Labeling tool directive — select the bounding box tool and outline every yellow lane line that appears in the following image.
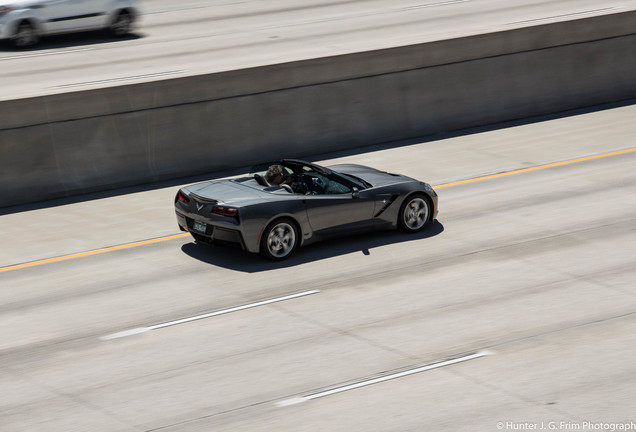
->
[0,233,190,273]
[1,146,634,273]
[435,147,636,188]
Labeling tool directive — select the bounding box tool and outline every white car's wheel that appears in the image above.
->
[109,11,133,37]
[12,21,39,48]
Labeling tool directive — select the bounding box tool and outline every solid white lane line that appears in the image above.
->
[405,0,469,10]
[505,7,619,26]
[0,48,93,61]
[277,351,490,406]
[54,70,186,88]
[100,290,320,340]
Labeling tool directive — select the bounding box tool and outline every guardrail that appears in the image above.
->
[2,10,635,207]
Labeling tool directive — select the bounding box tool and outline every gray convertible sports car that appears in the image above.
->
[174,159,438,260]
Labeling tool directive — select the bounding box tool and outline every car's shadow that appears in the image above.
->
[181,220,444,273]
[0,31,142,52]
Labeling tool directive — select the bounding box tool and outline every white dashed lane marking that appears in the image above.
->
[100,290,320,340]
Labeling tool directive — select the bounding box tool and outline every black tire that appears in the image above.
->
[398,194,432,233]
[11,21,39,48]
[260,218,299,261]
[109,11,133,37]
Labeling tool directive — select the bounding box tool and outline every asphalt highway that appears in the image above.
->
[1,101,635,431]
[2,0,636,100]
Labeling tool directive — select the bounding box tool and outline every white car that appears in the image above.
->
[0,0,138,47]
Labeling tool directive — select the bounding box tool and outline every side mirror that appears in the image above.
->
[352,187,360,199]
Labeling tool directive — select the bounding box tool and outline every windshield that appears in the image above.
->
[337,172,371,189]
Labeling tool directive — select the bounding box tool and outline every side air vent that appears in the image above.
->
[374,194,399,217]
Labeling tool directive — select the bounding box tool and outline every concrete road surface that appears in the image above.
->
[1,101,636,431]
[2,0,636,100]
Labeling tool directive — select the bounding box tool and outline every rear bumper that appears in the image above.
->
[176,210,247,250]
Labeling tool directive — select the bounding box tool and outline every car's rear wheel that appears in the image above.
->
[260,218,298,261]
[398,194,431,233]
[109,11,133,37]
[12,21,39,48]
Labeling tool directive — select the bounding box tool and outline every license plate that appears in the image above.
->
[192,221,207,232]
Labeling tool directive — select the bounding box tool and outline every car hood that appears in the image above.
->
[184,180,263,204]
[327,163,412,186]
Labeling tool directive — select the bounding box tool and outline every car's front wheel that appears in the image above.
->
[11,21,39,48]
[260,219,298,261]
[398,194,431,233]
[109,11,133,37]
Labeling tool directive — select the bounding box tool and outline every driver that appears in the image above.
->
[265,164,298,189]
[264,165,286,186]
[265,164,312,194]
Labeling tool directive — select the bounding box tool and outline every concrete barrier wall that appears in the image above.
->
[2,11,636,207]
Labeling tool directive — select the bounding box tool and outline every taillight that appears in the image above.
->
[177,191,190,204]
[0,6,16,16]
[212,206,238,217]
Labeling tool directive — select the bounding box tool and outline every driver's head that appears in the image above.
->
[265,165,284,185]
